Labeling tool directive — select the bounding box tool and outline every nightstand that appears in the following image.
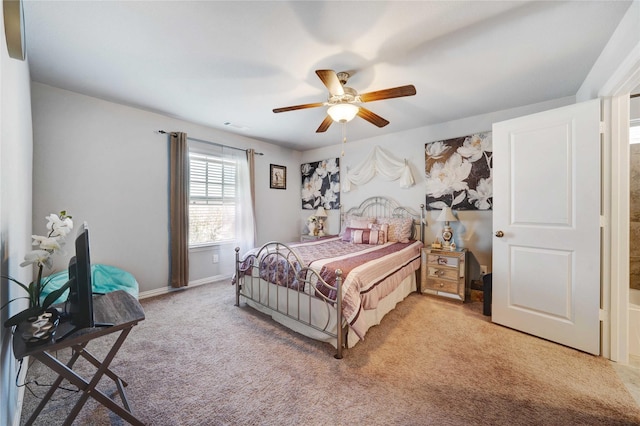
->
[421,247,469,302]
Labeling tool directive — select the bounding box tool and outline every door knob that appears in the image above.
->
[495,230,504,238]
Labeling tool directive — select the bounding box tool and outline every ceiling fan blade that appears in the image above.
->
[315,69,344,96]
[359,85,416,103]
[357,107,390,128]
[273,102,325,113]
[316,116,333,133]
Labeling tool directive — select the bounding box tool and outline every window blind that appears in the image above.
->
[188,151,237,245]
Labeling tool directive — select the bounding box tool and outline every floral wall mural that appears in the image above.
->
[301,158,340,210]
[425,132,492,210]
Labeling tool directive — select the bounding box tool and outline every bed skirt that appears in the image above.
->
[243,272,417,349]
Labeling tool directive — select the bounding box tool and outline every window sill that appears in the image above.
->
[189,241,235,251]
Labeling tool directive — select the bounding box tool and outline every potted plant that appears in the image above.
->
[2,211,75,328]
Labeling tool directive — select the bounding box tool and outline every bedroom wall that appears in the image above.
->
[30,83,302,296]
[300,96,576,277]
[0,13,33,426]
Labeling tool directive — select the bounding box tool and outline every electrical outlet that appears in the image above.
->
[212,254,219,263]
[480,265,488,276]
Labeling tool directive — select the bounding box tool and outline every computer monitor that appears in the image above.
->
[67,222,94,329]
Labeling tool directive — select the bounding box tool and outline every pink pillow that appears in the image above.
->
[351,228,386,245]
[340,215,375,237]
[341,227,368,242]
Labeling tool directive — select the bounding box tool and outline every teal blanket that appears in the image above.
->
[41,264,139,305]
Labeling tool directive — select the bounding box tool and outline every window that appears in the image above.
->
[189,149,237,246]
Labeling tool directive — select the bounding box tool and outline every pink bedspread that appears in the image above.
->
[241,237,423,339]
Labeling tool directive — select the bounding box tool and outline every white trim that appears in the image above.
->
[608,94,632,363]
[601,98,612,359]
[599,39,640,97]
[12,357,29,426]
[596,1,640,364]
[138,275,232,300]
[188,275,230,287]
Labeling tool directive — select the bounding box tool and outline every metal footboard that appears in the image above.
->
[234,243,346,359]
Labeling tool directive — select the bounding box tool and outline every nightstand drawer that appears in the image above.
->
[423,278,459,294]
[427,254,459,268]
[427,267,459,280]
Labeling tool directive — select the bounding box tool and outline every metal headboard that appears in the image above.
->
[341,196,425,242]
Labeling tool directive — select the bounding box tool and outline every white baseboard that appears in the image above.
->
[138,275,232,300]
[13,356,29,426]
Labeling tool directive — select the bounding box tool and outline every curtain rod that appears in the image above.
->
[158,130,264,155]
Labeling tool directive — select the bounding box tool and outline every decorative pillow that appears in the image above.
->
[368,223,389,244]
[376,217,413,243]
[351,228,386,245]
[341,227,369,242]
[340,215,375,237]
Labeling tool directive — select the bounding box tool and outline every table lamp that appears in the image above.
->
[315,206,328,236]
[436,207,458,250]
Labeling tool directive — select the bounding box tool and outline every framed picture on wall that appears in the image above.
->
[425,132,493,210]
[270,164,287,189]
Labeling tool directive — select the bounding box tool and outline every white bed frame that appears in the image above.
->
[234,197,424,359]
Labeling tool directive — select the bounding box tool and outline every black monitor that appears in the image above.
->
[57,222,110,340]
[67,222,94,329]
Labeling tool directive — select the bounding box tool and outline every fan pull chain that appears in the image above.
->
[341,122,347,157]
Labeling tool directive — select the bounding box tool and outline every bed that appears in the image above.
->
[234,197,424,358]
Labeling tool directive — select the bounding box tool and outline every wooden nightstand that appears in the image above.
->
[421,247,469,302]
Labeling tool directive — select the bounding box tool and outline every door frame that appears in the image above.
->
[601,42,640,363]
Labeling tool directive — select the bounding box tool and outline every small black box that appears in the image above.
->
[483,273,492,316]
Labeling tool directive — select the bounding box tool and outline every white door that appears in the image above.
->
[492,99,601,355]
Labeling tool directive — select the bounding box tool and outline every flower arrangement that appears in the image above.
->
[2,211,75,328]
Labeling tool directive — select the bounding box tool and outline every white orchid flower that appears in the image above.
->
[31,235,62,252]
[46,213,74,237]
[457,133,492,162]
[323,189,338,206]
[20,249,52,268]
[426,141,450,159]
[315,162,330,178]
[301,163,313,177]
[425,153,472,198]
[301,174,324,202]
[324,158,339,176]
[468,177,493,210]
[301,178,315,202]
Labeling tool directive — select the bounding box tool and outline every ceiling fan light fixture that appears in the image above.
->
[327,103,359,123]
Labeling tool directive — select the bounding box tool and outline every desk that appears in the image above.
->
[13,290,145,426]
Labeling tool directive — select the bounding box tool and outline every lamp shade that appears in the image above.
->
[315,206,328,218]
[436,207,457,222]
[327,103,359,123]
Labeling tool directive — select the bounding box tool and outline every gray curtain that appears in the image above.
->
[169,132,189,288]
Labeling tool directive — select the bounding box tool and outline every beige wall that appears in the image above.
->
[31,83,302,296]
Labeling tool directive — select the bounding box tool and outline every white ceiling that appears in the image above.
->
[22,1,632,151]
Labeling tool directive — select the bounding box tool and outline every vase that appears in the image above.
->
[307,222,316,235]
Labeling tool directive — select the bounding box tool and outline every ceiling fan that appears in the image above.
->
[273,69,416,133]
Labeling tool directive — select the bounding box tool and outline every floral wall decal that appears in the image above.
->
[301,158,340,210]
[425,132,492,210]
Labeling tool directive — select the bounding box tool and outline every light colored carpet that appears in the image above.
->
[19,280,640,425]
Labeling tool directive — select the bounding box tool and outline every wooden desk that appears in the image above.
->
[14,290,145,426]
